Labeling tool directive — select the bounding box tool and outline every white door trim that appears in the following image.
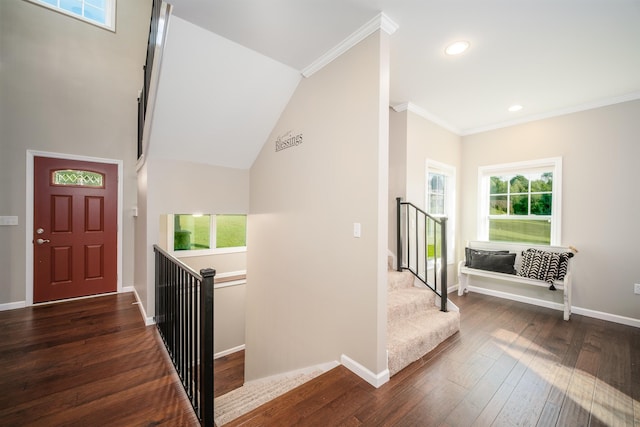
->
[26,150,123,306]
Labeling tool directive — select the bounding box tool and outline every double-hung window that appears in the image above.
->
[27,0,116,31]
[426,160,456,264]
[478,157,562,245]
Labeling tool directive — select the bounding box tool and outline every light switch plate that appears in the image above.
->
[0,216,18,226]
[353,222,361,238]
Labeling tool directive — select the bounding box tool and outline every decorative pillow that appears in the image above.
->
[464,248,510,267]
[468,252,517,274]
[517,248,567,290]
[556,252,574,281]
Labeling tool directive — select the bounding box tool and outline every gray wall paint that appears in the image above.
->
[0,0,150,304]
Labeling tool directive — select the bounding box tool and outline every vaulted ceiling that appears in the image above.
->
[150,1,640,169]
[166,0,640,135]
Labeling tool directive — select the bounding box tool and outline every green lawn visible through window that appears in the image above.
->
[173,214,246,251]
[489,219,551,244]
[216,215,246,248]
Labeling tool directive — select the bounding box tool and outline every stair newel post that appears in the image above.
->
[396,197,402,272]
[440,218,448,312]
[199,268,215,427]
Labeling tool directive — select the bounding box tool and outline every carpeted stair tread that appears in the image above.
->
[387,307,460,376]
[214,369,323,425]
[388,287,436,320]
[387,270,416,291]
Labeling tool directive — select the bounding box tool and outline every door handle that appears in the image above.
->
[36,238,51,245]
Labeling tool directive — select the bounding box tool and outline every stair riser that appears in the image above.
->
[387,314,460,376]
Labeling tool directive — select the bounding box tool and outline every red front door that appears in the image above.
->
[33,156,118,303]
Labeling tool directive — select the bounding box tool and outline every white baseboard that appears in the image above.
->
[572,306,640,328]
[0,301,26,311]
[214,344,245,359]
[129,287,155,326]
[340,354,389,388]
[466,285,640,328]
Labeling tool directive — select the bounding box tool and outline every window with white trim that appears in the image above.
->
[168,214,247,256]
[426,160,456,264]
[478,157,562,245]
[27,0,116,31]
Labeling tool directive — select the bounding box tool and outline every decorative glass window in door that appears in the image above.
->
[52,170,104,187]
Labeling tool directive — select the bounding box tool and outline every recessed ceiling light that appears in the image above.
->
[508,104,523,112]
[445,41,470,56]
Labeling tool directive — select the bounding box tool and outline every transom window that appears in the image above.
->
[478,158,562,245]
[27,0,116,31]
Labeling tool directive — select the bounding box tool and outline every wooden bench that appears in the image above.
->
[458,241,576,320]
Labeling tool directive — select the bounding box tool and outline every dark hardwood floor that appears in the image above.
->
[0,292,199,427]
[2,290,638,426]
[217,293,640,427]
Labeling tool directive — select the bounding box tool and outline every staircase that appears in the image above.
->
[387,269,460,376]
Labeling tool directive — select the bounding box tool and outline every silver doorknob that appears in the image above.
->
[36,238,50,245]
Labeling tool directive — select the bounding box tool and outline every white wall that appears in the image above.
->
[460,100,640,320]
[147,16,300,169]
[246,30,391,381]
[0,0,150,305]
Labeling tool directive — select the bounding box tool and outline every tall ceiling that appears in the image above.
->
[166,0,640,135]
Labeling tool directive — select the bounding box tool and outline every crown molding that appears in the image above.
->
[301,12,398,78]
[461,91,640,135]
[393,91,640,137]
[392,102,462,135]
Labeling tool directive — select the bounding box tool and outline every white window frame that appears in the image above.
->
[26,0,116,32]
[426,159,456,265]
[477,157,562,245]
[167,214,247,257]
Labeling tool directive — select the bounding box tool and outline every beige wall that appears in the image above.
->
[388,109,408,262]
[0,0,151,305]
[179,252,246,275]
[388,109,463,284]
[247,31,390,381]
[406,111,463,285]
[212,284,246,354]
[180,253,247,355]
[137,158,249,318]
[460,100,640,320]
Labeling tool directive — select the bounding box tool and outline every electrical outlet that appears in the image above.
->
[635,283,640,295]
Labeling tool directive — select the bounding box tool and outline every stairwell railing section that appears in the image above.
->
[396,197,449,312]
[154,245,214,427]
